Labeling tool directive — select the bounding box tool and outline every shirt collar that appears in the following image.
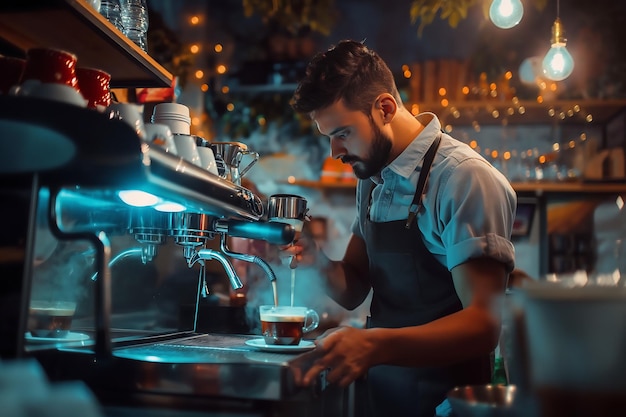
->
[382,112,442,179]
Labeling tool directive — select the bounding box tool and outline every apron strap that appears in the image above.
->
[405,132,442,229]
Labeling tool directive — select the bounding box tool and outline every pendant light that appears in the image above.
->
[541,0,575,81]
[489,0,524,29]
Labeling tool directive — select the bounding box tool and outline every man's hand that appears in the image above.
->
[293,326,377,388]
[278,233,320,269]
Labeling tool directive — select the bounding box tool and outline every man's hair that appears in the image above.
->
[291,40,402,116]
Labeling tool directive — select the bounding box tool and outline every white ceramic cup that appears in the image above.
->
[144,123,177,154]
[13,80,87,107]
[107,102,147,140]
[151,102,191,135]
[521,283,626,393]
[197,145,219,175]
[172,134,201,167]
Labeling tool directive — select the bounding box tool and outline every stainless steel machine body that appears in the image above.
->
[0,95,351,417]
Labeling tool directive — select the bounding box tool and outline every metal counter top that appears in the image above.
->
[33,333,324,403]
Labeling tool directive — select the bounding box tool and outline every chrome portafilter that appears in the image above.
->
[169,212,214,248]
[267,194,309,232]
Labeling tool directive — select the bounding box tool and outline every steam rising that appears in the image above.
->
[31,192,94,307]
[244,262,349,334]
[31,232,94,305]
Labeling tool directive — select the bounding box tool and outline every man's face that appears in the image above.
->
[313,100,392,179]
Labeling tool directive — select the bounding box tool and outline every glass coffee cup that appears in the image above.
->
[28,300,77,338]
[259,305,319,346]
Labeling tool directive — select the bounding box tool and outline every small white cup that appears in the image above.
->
[107,102,147,140]
[151,102,191,135]
[144,123,177,154]
[197,146,219,175]
[172,134,201,167]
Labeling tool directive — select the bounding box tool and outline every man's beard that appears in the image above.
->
[343,117,392,179]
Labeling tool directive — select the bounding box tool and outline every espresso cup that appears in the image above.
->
[259,305,319,346]
[196,143,219,175]
[107,102,147,139]
[172,133,202,166]
[76,66,111,110]
[21,47,79,91]
[28,300,77,338]
[144,123,177,154]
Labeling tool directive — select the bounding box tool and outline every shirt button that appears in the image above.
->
[385,190,391,195]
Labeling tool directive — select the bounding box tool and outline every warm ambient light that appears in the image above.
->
[489,0,524,29]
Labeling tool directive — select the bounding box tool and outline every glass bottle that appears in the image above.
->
[121,0,148,52]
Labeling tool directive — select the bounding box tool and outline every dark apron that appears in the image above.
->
[358,134,491,417]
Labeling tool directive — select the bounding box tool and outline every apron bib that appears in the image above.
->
[358,134,491,416]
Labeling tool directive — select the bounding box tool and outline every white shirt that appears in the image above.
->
[352,113,516,271]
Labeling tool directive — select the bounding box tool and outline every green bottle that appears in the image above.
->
[492,356,508,385]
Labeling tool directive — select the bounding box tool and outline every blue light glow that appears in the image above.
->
[154,201,186,212]
[118,190,160,207]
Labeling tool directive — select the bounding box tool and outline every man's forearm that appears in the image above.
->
[320,257,371,310]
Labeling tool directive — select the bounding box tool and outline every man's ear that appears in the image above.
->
[376,94,397,123]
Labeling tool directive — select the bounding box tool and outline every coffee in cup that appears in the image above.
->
[259,305,319,346]
[28,301,77,338]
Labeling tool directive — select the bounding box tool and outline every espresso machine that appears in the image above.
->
[0,95,353,416]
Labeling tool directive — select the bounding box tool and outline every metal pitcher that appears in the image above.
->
[210,141,259,185]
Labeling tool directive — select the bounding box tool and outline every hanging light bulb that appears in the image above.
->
[542,1,574,81]
[489,0,524,29]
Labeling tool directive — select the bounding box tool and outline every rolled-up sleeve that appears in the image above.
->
[432,157,517,272]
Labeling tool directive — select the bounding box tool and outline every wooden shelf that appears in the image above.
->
[512,181,626,195]
[282,179,626,195]
[412,99,626,126]
[279,179,357,190]
[0,0,172,88]
[228,83,298,95]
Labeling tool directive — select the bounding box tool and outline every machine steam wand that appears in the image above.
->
[218,233,277,282]
[184,245,243,291]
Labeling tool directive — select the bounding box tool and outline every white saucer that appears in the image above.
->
[244,338,315,353]
[25,331,90,344]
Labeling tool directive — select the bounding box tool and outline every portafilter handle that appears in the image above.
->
[214,219,295,245]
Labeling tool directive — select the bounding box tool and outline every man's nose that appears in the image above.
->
[329,138,346,160]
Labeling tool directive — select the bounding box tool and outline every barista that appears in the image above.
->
[284,40,517,416]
